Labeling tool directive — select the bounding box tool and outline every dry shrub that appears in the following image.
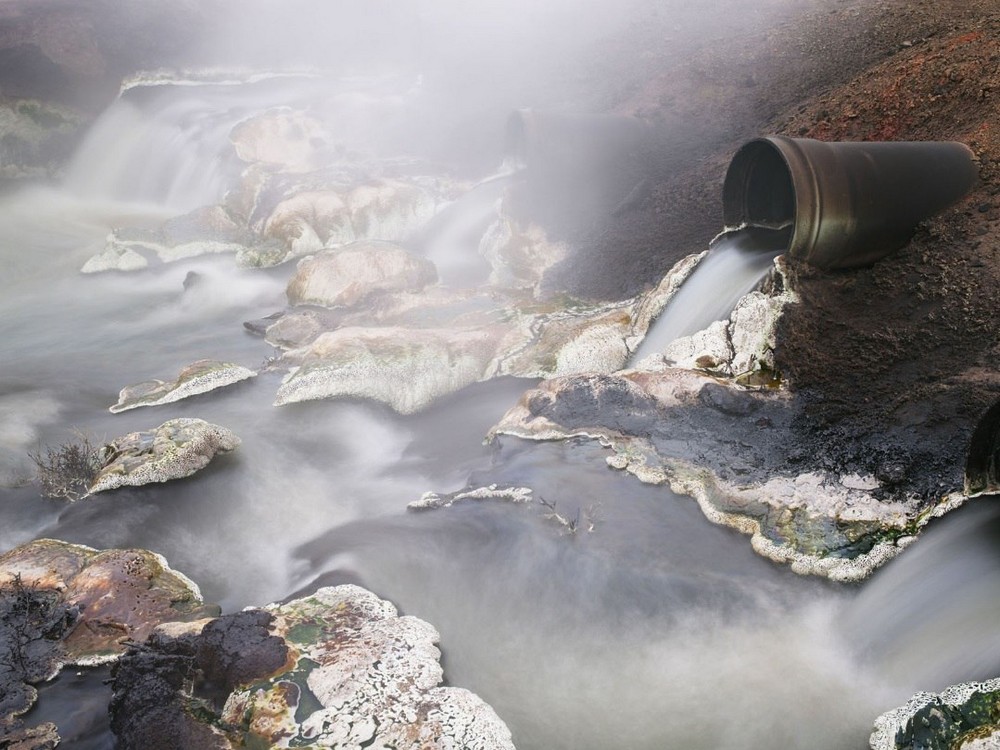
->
[28,433,104,501]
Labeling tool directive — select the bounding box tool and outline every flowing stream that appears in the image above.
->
[631,226,788,364]
[1,75,996,750]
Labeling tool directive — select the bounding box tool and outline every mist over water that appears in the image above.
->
[0,2,994,748]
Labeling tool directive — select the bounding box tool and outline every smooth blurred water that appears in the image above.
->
[631,226,787,363]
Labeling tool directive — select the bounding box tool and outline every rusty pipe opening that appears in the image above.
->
[723,137,978,269]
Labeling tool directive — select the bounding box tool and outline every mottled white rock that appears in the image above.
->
[222,585,515,750]
[230,109,329,173]
[275,326,502,414]
[480,216,568,294]
[728,289,793,376]
[88,418,240,495]
[81,240,149,273]
[660,319,734,373]
[870,677,1000,750]
[82,206,253,272]
[110,360,256,413]
[286,241,437,308]
[409,485,534,510]
[259,180,439,264]
[961,732,1000,750]
[494,301,637,379]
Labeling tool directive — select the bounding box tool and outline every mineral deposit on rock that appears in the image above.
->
[0,538,217,666]
[222,585,516,750]
[286,240,437,308]
[110,360,256,413]
[275,326,503,413]
[871,677,1000,750]
[88,417,240,494]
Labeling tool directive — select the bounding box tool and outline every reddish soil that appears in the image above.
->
[604,0,1000,501]
[538,0,1000,501]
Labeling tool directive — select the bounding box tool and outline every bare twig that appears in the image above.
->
[28,431,104,501]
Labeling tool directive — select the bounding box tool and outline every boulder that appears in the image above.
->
[255,179,441,266]
[871,677,1000,750]
[286,241,437,308]
[275,326,503,414]
[222,585,515,749]
[489,365,957,582]
[229,109,330,173]
[110,360,256,413]
[108,585,515,750]
[82,206,252,273]
[0,538,217,747]
[88,418,240,495]
[0,539,217,666]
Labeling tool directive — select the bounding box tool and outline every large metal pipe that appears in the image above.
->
[722,137,978,269]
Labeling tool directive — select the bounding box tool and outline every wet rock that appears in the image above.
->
[259,179,440,262]
[0,539,218,666]
[490,365,951,581]
[871,677,1000,750]
[195,610,288,697]
[258,308,333,349]
[0,575,75,743]
[109,586,514,750]
[480,215,569,294]
[109,360,256,413]
[660,320,734,373]
[221,585,515,749]
[88,418,240,495]
[275,326,503,414]
[0,99,83,182]
[108,610,286,750]
[0,722,60,749]
[728,286,794,377]
[82,206,252,272]
[0,539,216,745]
[229,109,331,173]
[286,240,437,308]
[409,485,535,510]
[268,280,673,412]
[79,238,149,273]
[110,640,234,750]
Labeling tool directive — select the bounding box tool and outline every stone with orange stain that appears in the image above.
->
[0,538,218,666]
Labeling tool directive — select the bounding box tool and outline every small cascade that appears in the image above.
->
[631,225,788,364]
[62,89,239,211]
[414,170,519,286]
[60,73,330,212]
[841,500,1000,692]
